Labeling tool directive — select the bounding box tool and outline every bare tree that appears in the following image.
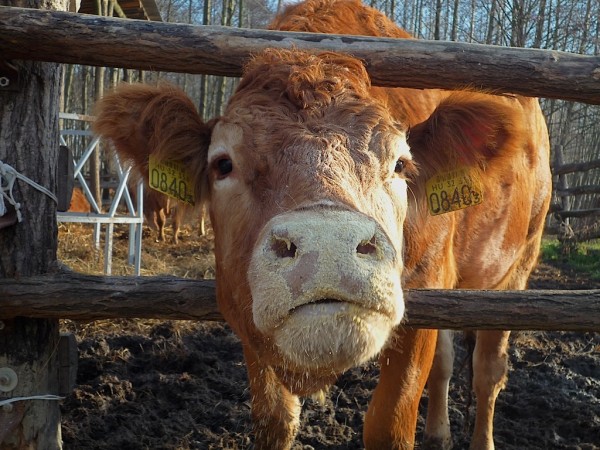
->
[450,0,460,41]
[485,0,498,44]
[434,0,442,40]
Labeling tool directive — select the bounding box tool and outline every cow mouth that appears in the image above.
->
[274,297,394,372]
[288,297,390,320]
[288,298,345,315]
[287,298,383,320]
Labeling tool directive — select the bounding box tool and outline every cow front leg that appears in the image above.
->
[364,328,438,450]
[470,330,510,450]
[172,211,181,244]
[243,346,301,450]
[424,329,454,449]
[155,209,167,241]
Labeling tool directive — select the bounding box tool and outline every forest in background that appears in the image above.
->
[60,0,600,241]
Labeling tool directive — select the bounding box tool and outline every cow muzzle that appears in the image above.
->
[248,208,404,372]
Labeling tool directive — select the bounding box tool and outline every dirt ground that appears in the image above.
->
[58,222,600,450]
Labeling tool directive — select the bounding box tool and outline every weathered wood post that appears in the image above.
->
[554,143,576,255]
[0,0,68,447]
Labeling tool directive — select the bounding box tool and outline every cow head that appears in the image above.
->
[94,48,413,384]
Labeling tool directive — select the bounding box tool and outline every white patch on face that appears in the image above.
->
[273,302,394,372]
[397,132,412,159]
[389,177,408,204]
[388,132,412,175]
[248,208,405,373]
[370,132,410,249]
[208,122,243,191]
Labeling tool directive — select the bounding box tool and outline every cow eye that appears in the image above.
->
[394,158,417,179]
[215,157,233,178]
[394,159,405,174]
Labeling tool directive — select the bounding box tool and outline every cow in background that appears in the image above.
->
[93,1,552,448]
[70,182,185,243]
[129,183,183,243]
[68,187,91,213]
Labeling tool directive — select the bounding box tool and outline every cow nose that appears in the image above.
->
[270,233,379,259]
[271,236,298,259]
[265,209,390,265]
[356,236,378,256]
[250,207,402,334]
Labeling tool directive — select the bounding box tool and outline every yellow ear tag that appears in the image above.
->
[148,154,195,205]
[425,166,483,216]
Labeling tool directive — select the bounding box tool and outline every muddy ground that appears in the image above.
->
[58,223,600,449]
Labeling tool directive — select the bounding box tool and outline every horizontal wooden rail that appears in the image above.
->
[553,208,600,219]
[553,159,600,175]
[1,272,599,330]
[556,185,600,196]
[1,7,600,104]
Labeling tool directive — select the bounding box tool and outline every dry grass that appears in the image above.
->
[57,217,216,337]
[57,219,215,278]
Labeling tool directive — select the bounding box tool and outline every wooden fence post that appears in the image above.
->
[0,0,67,447]
[554,144,576,255]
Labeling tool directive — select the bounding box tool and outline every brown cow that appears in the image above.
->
[68,187,91,213]
[130,185,182,243]
[93,1,552,448]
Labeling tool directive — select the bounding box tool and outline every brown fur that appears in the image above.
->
[68,187,91,213]
[93,83,212,208]
[131,186,183,243]
[93,1,552,449]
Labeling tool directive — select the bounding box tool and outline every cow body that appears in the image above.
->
[138,187,181,243]
[94,1,551,448]
[68,187,91,213]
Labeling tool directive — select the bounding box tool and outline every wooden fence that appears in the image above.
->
[1,272,600,330]
[0,4,598,328]
[551,146,600,242]
[0,0,598,344]
[1,6,600,104]
[1,6,600,447]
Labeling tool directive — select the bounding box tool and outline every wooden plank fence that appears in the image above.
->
[550,145,600,241]
[0,4,598,326]
[1,6,600,104]
[1,272,600,330]
[1,6,600,447]
[0,0,597,336]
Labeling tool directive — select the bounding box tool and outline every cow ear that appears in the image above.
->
[93,83,212,206]
[408,91,523,171]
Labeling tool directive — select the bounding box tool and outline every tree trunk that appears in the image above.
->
[434,0,442,40]
[533,0,546,48]
[0,0,67,445]
[485,0,497,44]
[90,0,109,209]
[214,0,234,115]
[62,64,74,113]
[92,66,104,207]
[450,0,459,41]
[199,0,212,119]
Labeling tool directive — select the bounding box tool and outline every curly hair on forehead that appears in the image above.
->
[270,0,412,39]
[238,48,372,111]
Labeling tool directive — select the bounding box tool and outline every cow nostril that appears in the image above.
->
[271,237,298,258]
[356,236,378,256]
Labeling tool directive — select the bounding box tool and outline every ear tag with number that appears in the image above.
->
[148,155,195,205]
[425,166,483,216]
